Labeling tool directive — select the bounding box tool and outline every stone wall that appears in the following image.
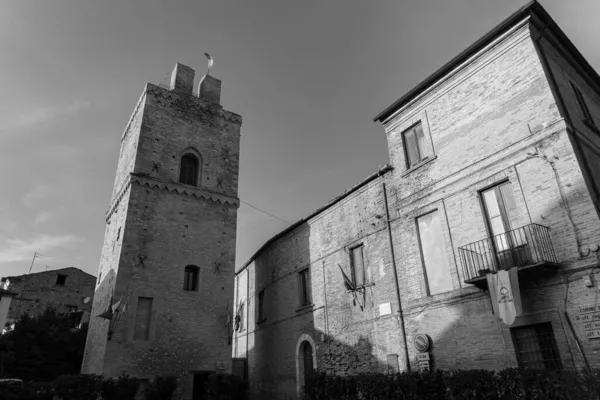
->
[4,267,95,324]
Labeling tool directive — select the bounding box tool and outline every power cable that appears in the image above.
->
[240,200,292,225]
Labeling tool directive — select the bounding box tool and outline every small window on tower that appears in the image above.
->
[179,153,199,186]
[56,274,67,286]
[183,265,199,291]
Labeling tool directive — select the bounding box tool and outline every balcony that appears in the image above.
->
[458,223,559,288]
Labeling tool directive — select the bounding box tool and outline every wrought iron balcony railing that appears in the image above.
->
[458,223,558,283]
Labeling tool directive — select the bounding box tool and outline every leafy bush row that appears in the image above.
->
[0,373,178,400]
[306,368,600,400]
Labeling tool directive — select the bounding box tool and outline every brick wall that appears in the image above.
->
[234,18,600,400]
[82,64,241,400]
[4,267,95,324]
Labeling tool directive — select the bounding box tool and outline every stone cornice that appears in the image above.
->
[105,173,239,222]
[130,173,239,206]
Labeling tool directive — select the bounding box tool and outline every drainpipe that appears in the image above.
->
[321,261,332,374]
[382,182,411,372]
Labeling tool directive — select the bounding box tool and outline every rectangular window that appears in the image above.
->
[56,274,67,286]
[571,82,595,126]
[134,297,153,341]
[183,266,199,291]
[402,122,430,168]
[350,245,366,287]
[481,182,531,269]
[511,322,562,370]
[257,289,265,321]
[298,268,312,307]
[417,210,453,295]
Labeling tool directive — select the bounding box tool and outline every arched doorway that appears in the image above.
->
[296,334,317,399]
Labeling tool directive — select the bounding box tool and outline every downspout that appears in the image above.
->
[321,261,332,374]
[382,182,411,372]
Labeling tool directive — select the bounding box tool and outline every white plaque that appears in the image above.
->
[379,302,392,316]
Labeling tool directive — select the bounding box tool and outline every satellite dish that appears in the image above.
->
[83,297,91,304]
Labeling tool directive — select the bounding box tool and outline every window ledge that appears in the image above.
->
[401,155,437,177]
[296,304,314,313]
[583,118,600,134]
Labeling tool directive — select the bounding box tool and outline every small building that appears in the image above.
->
[233,1,600,399]
[1,267,96,328]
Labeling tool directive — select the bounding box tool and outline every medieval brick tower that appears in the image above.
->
[82,63,241,398]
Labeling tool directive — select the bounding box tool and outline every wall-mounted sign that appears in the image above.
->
[417,352,430,361]
[575,305,600,340]
[379,302,392,316]
[414,333,430,352]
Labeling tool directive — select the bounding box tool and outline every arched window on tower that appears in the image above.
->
[179,153,199,186]
[183,265,199,291]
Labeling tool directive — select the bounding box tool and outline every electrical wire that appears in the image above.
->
[240,199,292,225]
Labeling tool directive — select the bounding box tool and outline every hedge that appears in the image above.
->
[0,373,179,400]
[306,369,600,400]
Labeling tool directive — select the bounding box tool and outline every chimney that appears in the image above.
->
[198,74,221,105]
[169,63,195,94]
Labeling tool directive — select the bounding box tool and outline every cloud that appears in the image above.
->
[23,184,55,208]
[0,234,84,264]
[2,100,90,133]
[34,210,56,225]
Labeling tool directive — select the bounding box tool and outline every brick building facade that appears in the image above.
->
[233,2,600,399]
[81,64,241,400]
[1,267,95,328]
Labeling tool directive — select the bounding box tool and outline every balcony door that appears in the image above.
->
[482,182,528,269]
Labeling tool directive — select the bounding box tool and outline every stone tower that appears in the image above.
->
[82,63,241,398]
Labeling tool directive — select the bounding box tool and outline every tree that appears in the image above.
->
[0,307,88,381]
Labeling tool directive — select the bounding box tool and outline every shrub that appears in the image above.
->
[305,368,600,400]
[102,374,140,400]
[145,376,178,400]
[53,374,102,400]
[204,373,247,400]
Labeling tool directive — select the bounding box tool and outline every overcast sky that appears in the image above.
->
[0,0,598,278]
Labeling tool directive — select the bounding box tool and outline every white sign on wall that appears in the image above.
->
[575,305,600,340]
[379,302,392,316]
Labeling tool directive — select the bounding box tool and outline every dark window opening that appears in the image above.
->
[350,245,366,288]
[179,153,200,186]
[571,82,595,126]
[298,268,312,307]
[192,372,214,400]
[257,289,265,321]
[56,274,67,286]
[511,322,562,370]
[402,122,430,168]
[232,358,247,381]
[184,265,199,291]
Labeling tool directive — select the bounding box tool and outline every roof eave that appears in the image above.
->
[373,0,538,124]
